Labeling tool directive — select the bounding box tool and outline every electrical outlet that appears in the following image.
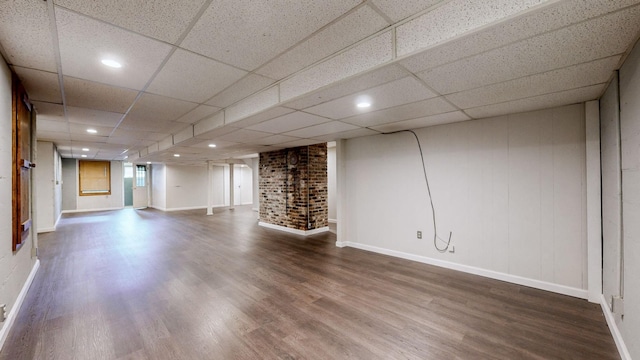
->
[417,231,422,239]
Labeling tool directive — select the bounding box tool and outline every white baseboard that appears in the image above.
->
[62,207,123,214]
[341,241,588,300]
[148,205,167,211]
[164,206,207,212]
[0,259,40,352]
[258,222,330,236]
[600,294,631,360]
[37,226,56,233]
[328,219,337,224]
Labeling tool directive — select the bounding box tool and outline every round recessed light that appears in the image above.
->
[174,154,180,157]
[356,102,371,108]
[82,148,89,151]
[208,144,217,148]
[87,128,97,134]
[81,154,87,158]
[124,156,128,159]
[146,161,151,164]
[101,59,122,68]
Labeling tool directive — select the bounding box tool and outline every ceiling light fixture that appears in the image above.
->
[87,128,97,134]
[101,59,122,68]
[355,95,372,109]
[208,144,217,148]
[174,154,180,157]
[81,155,87,158]
[82,148,89,151]
[146,161,151,164]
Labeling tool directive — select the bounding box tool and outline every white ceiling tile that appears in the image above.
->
[70,133,109,143]
[181,0,361,70]
[280,30,393,102]
[33,101,65,121]
[284,64,409,110]
[227,106,295,128]
[342,97,456,127]
[66,106,123,127]
[396,0,546,57]
[147,49,247,103]
[107,137,155,147]
[125,93,198,125]
[419,7,640,94]
[55,7,172,90]
[247,111,331,134]
[37,119,69,133]
[371,111,471,132]
[225,86,279,124]
[173,125,194,144]
[277,138,326,148]
[194,125,239,141]
[465,84,605,119]
[190,140,240,149]
[400,0,640,74]
[215,129,273,143]
[256,5,389,80]
[53,0,207,43]
[36,130,71,142]
[175,105,221,124]
[13,67,61,103]
[311,128,380,142]
[446,56,621,109]
[0,0,57,71]
[371,0,445,22]
[193,112,225,136]
[64,77,139,113]
[283,121,359,138]
[69,122,114,135]
[254,135,302,146]
[305,76,438,119]
[158,136,174,150]
[205,74,276,108]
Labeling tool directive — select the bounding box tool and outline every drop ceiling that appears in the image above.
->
[1,0,639,165]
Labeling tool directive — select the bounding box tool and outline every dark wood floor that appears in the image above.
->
[1,206,618,359]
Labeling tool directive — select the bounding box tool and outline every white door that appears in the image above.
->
[132,164,148,209]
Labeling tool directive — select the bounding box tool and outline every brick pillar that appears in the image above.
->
[259,144,328,231]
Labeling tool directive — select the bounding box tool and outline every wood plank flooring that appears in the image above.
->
[1,206,618,359]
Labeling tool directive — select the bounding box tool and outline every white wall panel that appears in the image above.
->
[344,104,587,294]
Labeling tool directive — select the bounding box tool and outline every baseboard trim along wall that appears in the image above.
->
[600,294,631,360]
[0,260,40,352]
[328,219,337,224]
[61,207,123,214]
[37,227,56,233]
[258,222,330,236]
[341,241,589,300]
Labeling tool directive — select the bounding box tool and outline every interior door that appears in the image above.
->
[12,75,33,251]
[132,164,148,209]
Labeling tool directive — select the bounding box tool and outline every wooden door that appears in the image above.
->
[12,75,33,252]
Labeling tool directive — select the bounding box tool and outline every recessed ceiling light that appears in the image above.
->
[101,59,122,68]
[82,148,89,151]
[174,154,180,157]
[81,155,87,158]
[208,144,217,148]
[87,128,97,134]
[146,161,151,164]
[356,95,372,109]
[124,156,128,159]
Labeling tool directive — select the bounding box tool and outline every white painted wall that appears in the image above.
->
[61,158,76,211]
[0,57,38,350]
[165,164,207,210]
[616,38,640,359]
[327,144,337,221]
[35,141,62,232]
[343,104,587,296]
[150,164,166,210]
[73,160,124,211]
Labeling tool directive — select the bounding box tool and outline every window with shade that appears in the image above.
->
[79,160,111,196]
